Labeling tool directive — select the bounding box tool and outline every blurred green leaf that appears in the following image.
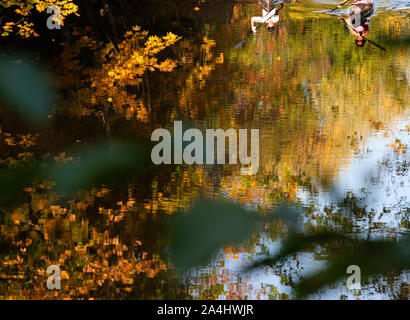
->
[264,204,303,227]
[0,57,53,123]
[243,230,410,298]
[0,167,43,207]
[244,232,353,272]
[50,142,148,194]
[295,237,410,298]
[171,198,259,269]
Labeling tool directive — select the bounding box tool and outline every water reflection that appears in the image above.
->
[342,0,374,47]
[0,0,409,299]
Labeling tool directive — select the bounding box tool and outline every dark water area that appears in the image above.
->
[0,0,409,299]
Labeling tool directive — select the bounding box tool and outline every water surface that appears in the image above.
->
[0,0,409,299]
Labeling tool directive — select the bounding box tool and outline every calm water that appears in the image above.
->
[0,0,409,299]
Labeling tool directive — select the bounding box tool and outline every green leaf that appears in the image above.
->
[264,204,303,227]
[171,198,259,269]
[294,237,410,298]
[0,166,43,207]
[244,232,353,272]
[243,230,410,298]
[0,57,53,123]
[50,142,148,194]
